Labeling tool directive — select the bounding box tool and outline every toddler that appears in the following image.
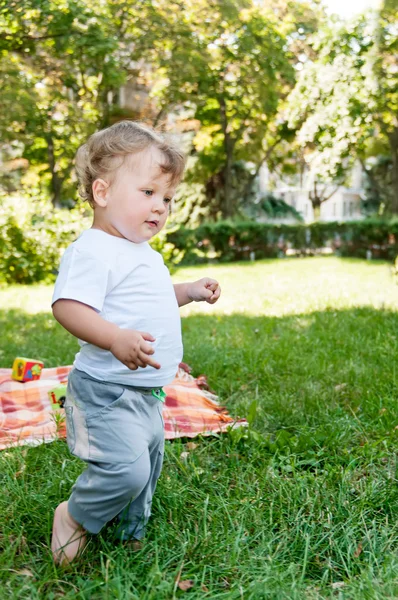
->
[51,121,221,564]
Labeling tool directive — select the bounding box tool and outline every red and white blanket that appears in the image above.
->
[0,363,247,450]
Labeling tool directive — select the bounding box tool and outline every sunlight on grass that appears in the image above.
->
[2,257,397,318]
[176,257,398,317]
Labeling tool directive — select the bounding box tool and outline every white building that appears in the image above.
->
[258,161,365,223]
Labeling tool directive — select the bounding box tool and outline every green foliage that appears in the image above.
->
[169,219,398,263]
[152,0,322,217]
[149,226,186,274]
[2,197,398,284]
[243,193,304,221]
[1,0,396,223]
[0,195,91,284]
[287,2,398,212]
[0,0,159,206]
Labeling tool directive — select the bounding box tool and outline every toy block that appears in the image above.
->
[48,382,68,409]
[12,357,44,382]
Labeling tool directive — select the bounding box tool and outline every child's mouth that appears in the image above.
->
[146,220,159,228]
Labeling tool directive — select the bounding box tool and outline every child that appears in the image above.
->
[51,120,221,564]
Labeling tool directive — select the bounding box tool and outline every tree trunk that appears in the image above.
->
[309,180,339,221]
[219,95,234,219]
[241,138,284,204]
[312,204,321,220]
[47,134,63,208]
[309,180,321,220]
[223,153,233,218]
[388,128,398,214]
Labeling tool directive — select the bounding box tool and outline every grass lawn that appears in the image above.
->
[1,256,398,599]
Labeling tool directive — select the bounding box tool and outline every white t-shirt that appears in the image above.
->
[52,229,183,387]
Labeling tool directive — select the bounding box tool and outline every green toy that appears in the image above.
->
[48,382,68,409]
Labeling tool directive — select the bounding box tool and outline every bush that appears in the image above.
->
[0,195,91,284]
[2,195,398,285]
[167,219,398,264]
[0,196,187,284]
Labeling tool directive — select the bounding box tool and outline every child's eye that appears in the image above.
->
[143,190,153,196]
[164,197,172,204]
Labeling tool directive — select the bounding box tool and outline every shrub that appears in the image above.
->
[167,219,398,264]
[0,196,185,283]
[0,195,90,284]
[2,195,398,285]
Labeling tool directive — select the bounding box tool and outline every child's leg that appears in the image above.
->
[67,452,152,533]
[51,502,87,565]
[53,371,165,562]
[116,437,164,540]
[51,451,152,564]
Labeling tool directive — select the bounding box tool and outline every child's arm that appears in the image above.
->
[52,299,160,370]
[174,278,221,307]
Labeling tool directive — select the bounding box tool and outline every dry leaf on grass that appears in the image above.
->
[186,442,198,450]
[354,542,363,557]
[16,569,34,577]
[334,383,347,392]
[331,581,345,589]
[178,579,194,591]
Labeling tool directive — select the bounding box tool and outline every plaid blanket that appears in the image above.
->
[0,363,247,450]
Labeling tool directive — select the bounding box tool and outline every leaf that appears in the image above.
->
[178,579,194,591]
[334,383,347,392]
[331,581,345,589]
[186,442,198,450]
[354,542,363,557]
[17,569,34,577]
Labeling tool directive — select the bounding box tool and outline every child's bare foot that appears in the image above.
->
[124,539,142,552]
[51,501,87,565]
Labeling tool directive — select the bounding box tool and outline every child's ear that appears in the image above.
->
[92,179,109,207]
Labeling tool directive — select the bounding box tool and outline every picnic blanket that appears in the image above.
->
[0,363,247,451]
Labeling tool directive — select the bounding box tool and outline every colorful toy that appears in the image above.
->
[48,382,68,409]
[12,357,44,382]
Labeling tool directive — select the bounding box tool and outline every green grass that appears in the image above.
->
[1,257,398,599]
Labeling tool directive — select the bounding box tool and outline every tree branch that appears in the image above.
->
[322,185,340,203]
[242,137,284,201]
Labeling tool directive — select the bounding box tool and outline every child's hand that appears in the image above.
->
[188,278,221,304]
[109,329,161,371]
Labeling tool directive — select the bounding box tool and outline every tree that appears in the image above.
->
[150,0,310,219]
[287,2,398,213]
[0,0,157,205]
[374,0,398,211]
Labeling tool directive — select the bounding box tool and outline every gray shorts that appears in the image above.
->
[63,368,165,538]
[65,368,165,463]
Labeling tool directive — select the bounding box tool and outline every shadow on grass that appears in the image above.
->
[1,306,398,597]
[1,304,397,437]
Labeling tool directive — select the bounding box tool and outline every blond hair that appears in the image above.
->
[75,121,186,207]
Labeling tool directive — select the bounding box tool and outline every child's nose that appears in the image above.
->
[154,196,166,213]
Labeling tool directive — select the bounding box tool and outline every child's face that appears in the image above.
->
[92,147,176,243]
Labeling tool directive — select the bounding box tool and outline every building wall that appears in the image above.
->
[258,163,365,223]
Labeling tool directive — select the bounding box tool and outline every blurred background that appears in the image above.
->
[0,0,397,281]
